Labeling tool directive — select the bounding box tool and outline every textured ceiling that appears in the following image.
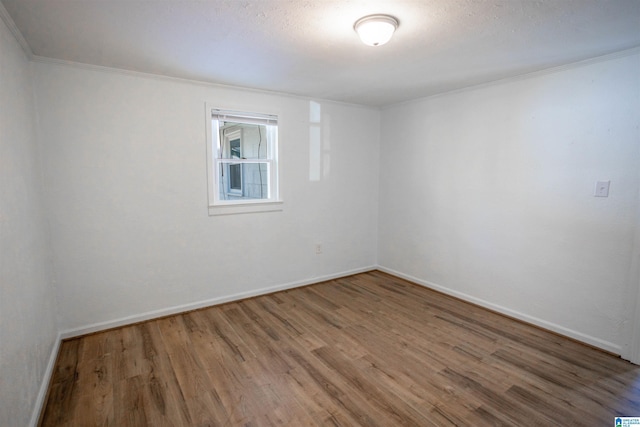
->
[2,0,640,106]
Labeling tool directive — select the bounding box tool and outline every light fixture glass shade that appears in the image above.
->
[354,15,398,46]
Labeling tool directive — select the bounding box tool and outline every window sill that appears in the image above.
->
[208,201,283,216]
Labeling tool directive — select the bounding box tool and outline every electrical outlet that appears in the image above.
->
[594,180,610,197]
[315,244,323,254]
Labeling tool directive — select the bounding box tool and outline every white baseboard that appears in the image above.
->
[36,263,620,424]
[29,331,62,427]
[60,266,377,339]
[377,265,622,355]
[35,266,375,423]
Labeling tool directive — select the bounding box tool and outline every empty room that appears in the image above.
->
[2,0,640,425]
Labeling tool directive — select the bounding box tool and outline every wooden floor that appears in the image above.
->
[40,271,640,426]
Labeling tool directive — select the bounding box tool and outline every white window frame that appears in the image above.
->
[205,104,282,216]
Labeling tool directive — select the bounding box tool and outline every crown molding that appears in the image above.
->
[0,1,32,57]
[29,54,381,111]
[383,45,640,110]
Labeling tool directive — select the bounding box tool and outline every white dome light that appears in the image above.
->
[354,15,399,46]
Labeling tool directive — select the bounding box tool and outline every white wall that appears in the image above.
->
[33,62,380,333]
[378,51,640,354]
[0,14,59,427]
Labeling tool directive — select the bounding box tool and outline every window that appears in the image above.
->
[206,106,282,215]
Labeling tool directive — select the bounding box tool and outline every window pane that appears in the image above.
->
[230,139,241,159]
[229,163,242,191]
[219,123,268,160]
[218,161,270,201]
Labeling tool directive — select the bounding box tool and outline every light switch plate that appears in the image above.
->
[594,181,610,197]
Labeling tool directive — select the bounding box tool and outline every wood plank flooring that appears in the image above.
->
[40,271,640,426]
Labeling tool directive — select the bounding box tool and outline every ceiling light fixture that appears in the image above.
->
[354,14,399,46]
